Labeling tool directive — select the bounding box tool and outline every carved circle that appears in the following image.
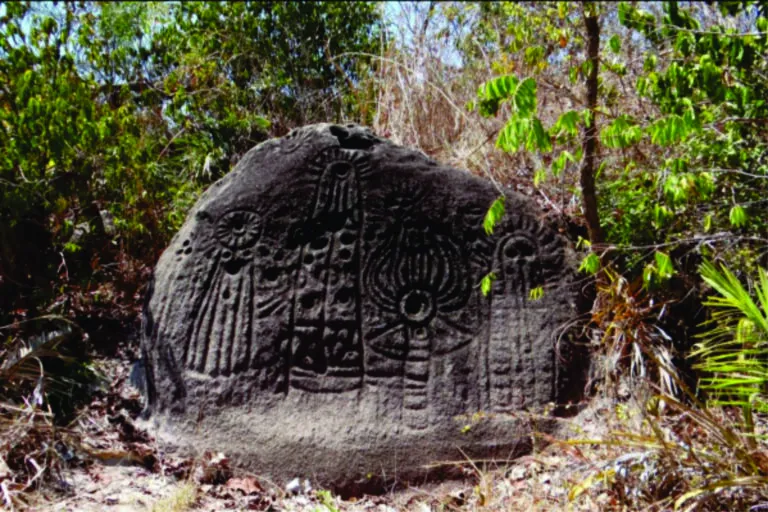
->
[398,288,436,326]
[328,161,354,179]
[502,234,538,260]
[216,210,261,250]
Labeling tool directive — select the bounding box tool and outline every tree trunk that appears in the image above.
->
[581,8,604,247]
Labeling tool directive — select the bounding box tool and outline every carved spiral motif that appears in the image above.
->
[215,210,262,250]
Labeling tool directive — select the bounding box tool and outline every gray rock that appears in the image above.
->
[139,123,587,492]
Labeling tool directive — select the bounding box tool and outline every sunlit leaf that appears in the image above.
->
[514,77,537,117]
[529,118,552,152]
[579,253,600,275]
[576,236,591,250]
[483,196,506,235]
[496,115,530,153]
[553,110,579,138]
[480,272,497,296]
[729,205,747,228]
[529,286,544,301]
[478,75,518,101]
[609,34,621,54]
[655,251,675,280]
[703,213,713,232]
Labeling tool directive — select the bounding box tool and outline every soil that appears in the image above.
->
[19,348,620,512]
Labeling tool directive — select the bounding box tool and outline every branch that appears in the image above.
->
[599,233,768,254]
[702,167,768,180]
[157,127,186,160]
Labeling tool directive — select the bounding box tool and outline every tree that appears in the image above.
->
[0,1,384,324]
[580,4,603,247]
[467,1,767,283]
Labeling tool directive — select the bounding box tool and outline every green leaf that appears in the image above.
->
[529,118,552,152]
[533,169,546,187]
[596,160,608,179]
[693,261,768,421]
[579,253,600,275]
[480,272,497,296]
[568,65,579,84]
[703,212,713,232]
[729,205,748,228]
[551,150,577,177]
[483,196,506,235]
[600,114,642,148]
[654,251,675,280]
[496,115,530,153]
[644,53,657,72]
[643,264,656,286]
[63,242,82,253]
[552,110,579,138]
[648,114,698,146]
[653,204,673,228]
[609,34,621,54]
[636,75,648,96]
[252,116,271,129]
[529,286,544,301]
[514,77,537,117]
[478,75,519,101]
[576,236,591,250]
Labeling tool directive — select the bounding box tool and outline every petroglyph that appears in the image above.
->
[141,123,587,488]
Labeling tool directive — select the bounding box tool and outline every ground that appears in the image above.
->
[14,354,631,512]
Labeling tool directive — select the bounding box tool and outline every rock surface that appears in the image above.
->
[140,123,587,491]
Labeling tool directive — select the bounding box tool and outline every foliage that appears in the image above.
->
[0,315,103,508]
[693,261,768,431]
[567,261,768,511]
[0,1,383,325]
[457,6,768,507]
[589,267,681,398]
[0,316,99,419]
[0,4,383,501]
[612,2,768,258]
[465,1,767,280]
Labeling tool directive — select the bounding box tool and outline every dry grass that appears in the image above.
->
[352,3,523,192]
[149,482,198,512]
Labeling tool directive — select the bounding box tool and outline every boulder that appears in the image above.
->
[140,123,587,492]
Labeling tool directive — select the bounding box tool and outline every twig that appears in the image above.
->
[599,234,768,255]
[538,188,563,214]
[0,315,82,333]
[701,167,768,180]
[57,252,69,283]
[0,480,13,511]
[158,127,186,160]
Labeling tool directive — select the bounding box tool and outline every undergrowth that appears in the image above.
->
[566,262,768,511]
[0,316,104,509]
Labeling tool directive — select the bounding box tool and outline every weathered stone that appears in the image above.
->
[140,123,587,492]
